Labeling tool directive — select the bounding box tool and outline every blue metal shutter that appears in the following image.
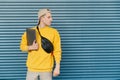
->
[0,0,120,80]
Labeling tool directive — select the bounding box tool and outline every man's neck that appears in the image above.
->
[38,22,46,28]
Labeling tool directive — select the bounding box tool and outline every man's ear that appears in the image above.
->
[40,17,44,22]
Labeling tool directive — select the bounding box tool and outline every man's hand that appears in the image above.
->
[53,63,60,77]
[28,40,39,51]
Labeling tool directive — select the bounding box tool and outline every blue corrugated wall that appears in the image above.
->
[0,0,120,80]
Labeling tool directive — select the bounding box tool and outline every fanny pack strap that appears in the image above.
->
[36,26,42,37]
[36,20,42,37]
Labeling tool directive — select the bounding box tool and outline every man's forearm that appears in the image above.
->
[55,63,60,69]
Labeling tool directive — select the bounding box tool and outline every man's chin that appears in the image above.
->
[47,24,51,26]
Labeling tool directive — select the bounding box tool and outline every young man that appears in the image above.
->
[20,9,62,80]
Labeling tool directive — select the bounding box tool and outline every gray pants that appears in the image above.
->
[26,71,52,80]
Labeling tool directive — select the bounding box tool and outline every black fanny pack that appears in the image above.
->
[36,26,54,53]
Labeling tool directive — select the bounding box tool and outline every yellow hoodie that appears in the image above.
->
[20,26,62,72]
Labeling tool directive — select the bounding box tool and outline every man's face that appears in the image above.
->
[42,12,53,26]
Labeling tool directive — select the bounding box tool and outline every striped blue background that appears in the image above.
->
[0,0,120,80]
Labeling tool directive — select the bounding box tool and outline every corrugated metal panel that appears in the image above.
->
[0,0,120,80]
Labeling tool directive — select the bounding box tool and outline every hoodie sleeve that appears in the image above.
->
[20,32,28,52]
[53,30,62,64]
